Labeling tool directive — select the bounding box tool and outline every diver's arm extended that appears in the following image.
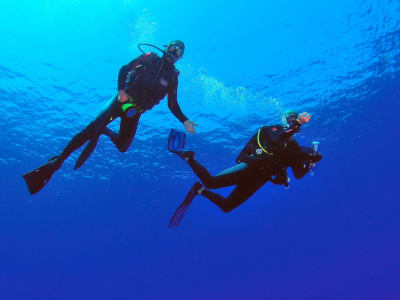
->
[167,84,188,123]
[167,77,198,134]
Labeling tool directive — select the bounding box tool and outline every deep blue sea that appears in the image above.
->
[1,0,399,299]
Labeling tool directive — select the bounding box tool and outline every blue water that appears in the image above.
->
[1,0,399,298]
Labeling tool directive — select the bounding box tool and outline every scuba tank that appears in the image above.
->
[309,141,320,176]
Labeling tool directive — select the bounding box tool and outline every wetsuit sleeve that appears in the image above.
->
[289,145,322,179]
[117,54,145,91]
[270,121,302,143]
[284,141,310,179]
[290,145,322,162]
[167,74,188,123]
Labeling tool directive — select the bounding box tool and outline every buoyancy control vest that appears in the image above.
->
[125,52,179,111]
[236,125,300,172]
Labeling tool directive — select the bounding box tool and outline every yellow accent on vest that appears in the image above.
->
[257,128,274,156]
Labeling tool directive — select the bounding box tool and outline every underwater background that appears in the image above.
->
[1,0,399,298]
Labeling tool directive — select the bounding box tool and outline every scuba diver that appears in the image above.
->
[167,110,322,227]
[23,40,198,195]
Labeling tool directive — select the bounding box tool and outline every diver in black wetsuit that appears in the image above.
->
[23,40,198,195]
[169,111,322,226]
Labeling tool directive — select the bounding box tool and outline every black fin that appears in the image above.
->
[169,182,203,228]
[22,156,61,195]
[167,129,186,153]
[74,137,99,170]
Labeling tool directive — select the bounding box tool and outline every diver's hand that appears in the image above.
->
[184,120,198,134]
[297,112,311,124]
[118,90,129,103]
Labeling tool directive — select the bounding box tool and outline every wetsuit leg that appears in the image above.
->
[202,177,269,212]
[103,113,141,153]
[186,157,270,212]
[187,159,255,189]
[58,96,120,165]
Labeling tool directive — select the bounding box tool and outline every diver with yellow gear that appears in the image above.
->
[23,40,198,195]
[168,110,322,227]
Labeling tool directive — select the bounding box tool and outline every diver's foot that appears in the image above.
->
[175,150,195,162]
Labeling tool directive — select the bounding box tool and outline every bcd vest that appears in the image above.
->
[125,53,178,111]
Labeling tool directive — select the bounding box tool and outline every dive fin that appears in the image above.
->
[169,181,203,228]
[167,129,195,160]
[167,129,186,153]
[22,156,61,195]
[74,136,99,170]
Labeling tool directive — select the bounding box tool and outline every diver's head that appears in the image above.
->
[282,110,299,127]
[164,40,185,64]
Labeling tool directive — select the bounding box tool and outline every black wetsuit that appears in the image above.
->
[186,122,322,212]
[57,52,188,169]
